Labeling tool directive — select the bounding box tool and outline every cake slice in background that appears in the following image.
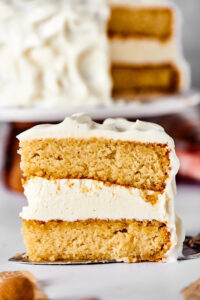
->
[0,0,189,107]
[17,113,184,263]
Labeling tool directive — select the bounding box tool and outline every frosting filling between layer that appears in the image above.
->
[21,178,172,222]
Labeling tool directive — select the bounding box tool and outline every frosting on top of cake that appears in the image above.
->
[0,0,111,107]
[18,112,171,142]
[109,0,171,7]
[18,112,172,142]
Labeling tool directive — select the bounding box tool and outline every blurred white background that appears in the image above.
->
[174,0,200,88]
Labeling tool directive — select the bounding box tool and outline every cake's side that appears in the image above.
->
[19,138,170,191]
[22,219,171,263]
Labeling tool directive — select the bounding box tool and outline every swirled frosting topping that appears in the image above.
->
[0,0,111,107]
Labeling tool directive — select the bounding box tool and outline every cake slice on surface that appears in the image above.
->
[18,113,184,263]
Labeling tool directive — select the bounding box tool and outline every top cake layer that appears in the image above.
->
[18,113,179,192]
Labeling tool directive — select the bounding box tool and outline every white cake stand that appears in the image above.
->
[0,90,199,122]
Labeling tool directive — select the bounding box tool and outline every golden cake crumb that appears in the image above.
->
[22,218,171,263]
[19,138,170,192]
[108,7,173,40]
[112,63,180,97]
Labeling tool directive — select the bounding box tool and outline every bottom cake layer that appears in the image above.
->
[22,219,172,263]
[112,63,180,98]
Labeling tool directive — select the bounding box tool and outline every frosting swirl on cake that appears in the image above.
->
[0,0,111,107]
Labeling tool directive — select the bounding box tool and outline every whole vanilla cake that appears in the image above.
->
[0,0,189,107]
[18,113,184,262]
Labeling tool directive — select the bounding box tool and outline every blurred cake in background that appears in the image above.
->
[109,0,190,99]
[0,0,189,107]
[0,0,112,107]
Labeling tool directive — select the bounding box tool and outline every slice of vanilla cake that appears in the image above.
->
[18,113,184,262]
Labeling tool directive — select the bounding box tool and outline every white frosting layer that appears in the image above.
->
[111,39,179,64]
[18,112,173,143]
[0,0,111,107]
[20,177,184,261]
[21,178,170,222]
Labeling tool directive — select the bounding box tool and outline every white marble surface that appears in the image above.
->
[0,125,200,300]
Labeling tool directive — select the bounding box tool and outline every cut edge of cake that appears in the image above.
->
[18,113,184,263]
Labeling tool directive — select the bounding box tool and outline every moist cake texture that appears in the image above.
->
[111,63,180,96]
[22,219,171,262]
[18,113,184,263]
[0,0,189,107]
[108,6,173,40]
[20,138,170,191]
